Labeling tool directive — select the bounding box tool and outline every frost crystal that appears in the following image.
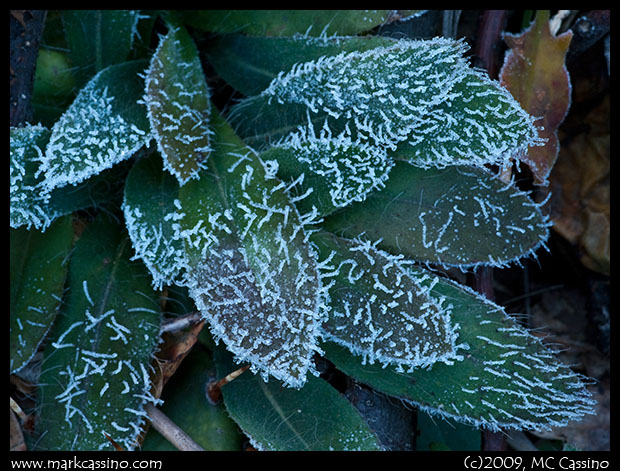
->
[38,60,150,192]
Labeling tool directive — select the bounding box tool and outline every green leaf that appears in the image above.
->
[181,10,416,37]
[416,412,481,451]
[322,162,551,268]
[10,216,74,374]
[174,111,323,388]
[141,346,243,451]
[206,34,398,97]
[123,151,184,289]
[144,25,213,185]
[311,230,463,370]
[36,215,161,451]
[10,125,55,230]
[39,59,151,192]
[322,266,596,432]
[214,345,382,451]
[62,10,142,86]
[260,127,393,217]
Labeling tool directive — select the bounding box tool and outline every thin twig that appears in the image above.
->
[160,311,203,334]
[144,403,204,451]
[206,364,250,404]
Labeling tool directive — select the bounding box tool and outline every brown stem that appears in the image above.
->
[144,403,204,451]
[206,364,250,404]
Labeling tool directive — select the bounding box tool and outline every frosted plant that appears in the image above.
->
[12,11,599,451]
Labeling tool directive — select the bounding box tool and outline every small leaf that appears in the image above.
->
[261,125,393,217]
[141,346,243,451]
[322,162,551,268]
[311,231,464,370]
[323,266,597,432]
[181,10,417,37]
[10,216,73,374]
[500,10,573,185]
[123,151,184,289]
[62,10,142,86]
[36,215,161,451]
[214,345,382,451]
[144,25,213,185]
[39,60,151,192]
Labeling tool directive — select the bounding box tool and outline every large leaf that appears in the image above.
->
[322,162,551,268]
[500,10,573,185]
[323,265,596,432]
[39,60,151,192]
[181,10,418,37]
[214,345,382,451]
[36,216,161,451]
[144,25,213,185]
[10,216,74,374]
[62,10,141,86]
[311,231,464,370]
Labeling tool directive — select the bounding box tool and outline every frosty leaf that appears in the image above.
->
[214,345,382,451]
[10,216,73,374]
[323,266,596,432]
[144,25,213,185]
[311,231,464,370]
[62,10,142,86]
[10,125,55,230]
[206,34,398,97]
[36,216,161,451]
[123,151,184,289]
[261,125,393,216]
[39,60,151,192]
[500,10,573,185]
[171,111,323,388]
[181,10,418,37]
[322,162,551,269]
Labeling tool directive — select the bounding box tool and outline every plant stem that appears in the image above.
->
[144,403,204,451]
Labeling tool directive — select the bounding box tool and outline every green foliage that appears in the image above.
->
[10,10,596,451]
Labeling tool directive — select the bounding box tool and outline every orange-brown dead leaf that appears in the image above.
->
[156,319,206,386]
[500,10,573,185]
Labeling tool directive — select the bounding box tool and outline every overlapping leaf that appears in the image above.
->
[143,25,213,185]
[125,111,324,388]
[500,10,573,185]
[323,265,596,432]
[311,231,464,370]
[39,60,150,192]
[322,162,551,268]
[36,216,161,451]
[181,10,420,37]
[10,216,73,374]
[214,345,382,451]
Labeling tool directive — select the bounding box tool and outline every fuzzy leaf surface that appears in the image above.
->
[500,10,573,185]
[144,25,213,185]
[10,216,73,374]
[261,128,393,217]
[181,10,416,37]
[39,60,150,192]
[214,345,382,451]
[311,231,463,370]
[322,162,550,268]
[160,111,323,388]
[323,266,596,432]
[36,216,161,451]
[62,10,141,86]
[123,152,184,289]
